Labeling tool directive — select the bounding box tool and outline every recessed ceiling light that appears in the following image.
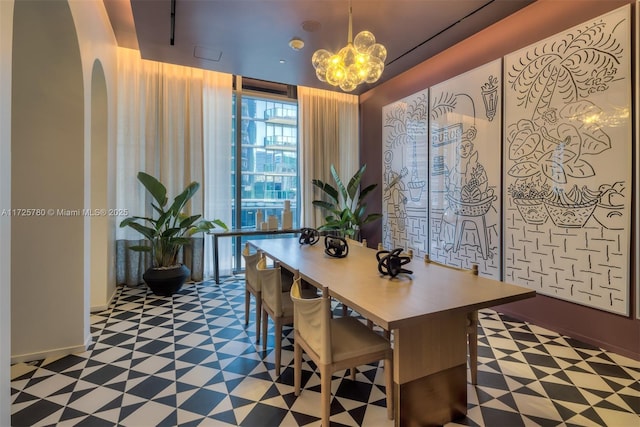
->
[279,59,286,64]
[289,37,304,51]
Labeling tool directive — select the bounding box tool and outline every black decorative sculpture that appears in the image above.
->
[377,248,413,278]
[324,236,349,258]
[299,228,320,245]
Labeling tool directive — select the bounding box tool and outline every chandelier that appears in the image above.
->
[312,0,386,92]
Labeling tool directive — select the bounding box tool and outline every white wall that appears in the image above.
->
[11,0,118,362]
[68,0,118,313]
[0,1,14,423]
[11,0,86,361]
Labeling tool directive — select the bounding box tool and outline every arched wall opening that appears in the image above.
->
[89,60,113,311]
[11,0,86,360]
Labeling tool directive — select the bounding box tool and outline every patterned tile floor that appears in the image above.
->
[11,277,640,426]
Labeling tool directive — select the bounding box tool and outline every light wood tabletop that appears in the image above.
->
[248,237,535,426]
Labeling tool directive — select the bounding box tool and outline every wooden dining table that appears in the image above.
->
[248,237,535,426]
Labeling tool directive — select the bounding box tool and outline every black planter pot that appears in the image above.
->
[143,264,190,296]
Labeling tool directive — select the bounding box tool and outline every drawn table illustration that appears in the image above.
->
[428,60,502,279]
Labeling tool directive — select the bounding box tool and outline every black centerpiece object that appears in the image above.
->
[299,227,320,245]
[377,248,413,278]
[324,236,349,258]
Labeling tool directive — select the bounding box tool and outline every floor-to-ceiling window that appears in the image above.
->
[230,78,299,271]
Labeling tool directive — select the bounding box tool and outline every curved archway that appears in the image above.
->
[89,59,113,310]
[12,0,86,358]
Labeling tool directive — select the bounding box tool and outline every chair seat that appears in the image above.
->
[331,317,390,362]
[290,279,394,424]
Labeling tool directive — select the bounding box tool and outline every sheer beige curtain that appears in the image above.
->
[115,47,232,285]
[202,71,233,277]
[298,86,359,229]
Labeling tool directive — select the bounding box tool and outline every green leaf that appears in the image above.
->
[120,216,154,228]
[346,164,366,201]
[171,237,192,246]
[123,222,156,240]
[330,165,348,202]
[137,172,168,207]
[312,163,382,238]
[161,227,183,238]
[169,181,200,216]
[312,179,339,204]
[358,183,377,203]
[313,200,341,216]
[179,214,201,229]
[362,213,383,224]
[128,245,152,252]
[150,202,164,216]
[156,210,172,230]
[212,219,229,231]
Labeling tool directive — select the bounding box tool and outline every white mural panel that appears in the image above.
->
[503,6,632,315]
[382,89,428,256]
[428,60,502,279]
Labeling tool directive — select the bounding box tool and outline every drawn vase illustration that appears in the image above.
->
[408,180,425,202]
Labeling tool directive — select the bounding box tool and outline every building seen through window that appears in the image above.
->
[230,83,299,271]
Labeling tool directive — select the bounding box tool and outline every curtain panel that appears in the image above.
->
[298,86,359,229]
[115,48,232,286]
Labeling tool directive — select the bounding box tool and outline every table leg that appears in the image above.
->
[393,312,467,426]
[214,235,220,284]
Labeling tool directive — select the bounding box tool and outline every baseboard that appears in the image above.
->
[11,342,88,364]
[90,286,118,313]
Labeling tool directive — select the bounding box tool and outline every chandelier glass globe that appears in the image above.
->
[312,2,386,92]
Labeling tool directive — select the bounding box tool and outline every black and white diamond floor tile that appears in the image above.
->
[11,279,640,426]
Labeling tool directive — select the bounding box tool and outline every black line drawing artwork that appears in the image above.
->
[504,6,631,315]
[428,61,502,278]
[506,14,626,229]
[481,75,499,122]
[382,90,428,255]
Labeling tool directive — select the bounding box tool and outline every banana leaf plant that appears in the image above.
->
[120,172,228,268]
[312,164,382,240]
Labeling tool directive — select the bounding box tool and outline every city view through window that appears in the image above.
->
[230,92,299,271]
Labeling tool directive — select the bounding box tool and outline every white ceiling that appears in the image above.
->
[104,0,536,94]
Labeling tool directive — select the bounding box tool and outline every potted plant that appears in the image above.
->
[312,164,382,240]
[120,171,227,296]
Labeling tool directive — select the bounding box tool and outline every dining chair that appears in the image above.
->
[256,257,296,376]
[242,243,263,344]
[290,278,394,426]
[424,254,479,384]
